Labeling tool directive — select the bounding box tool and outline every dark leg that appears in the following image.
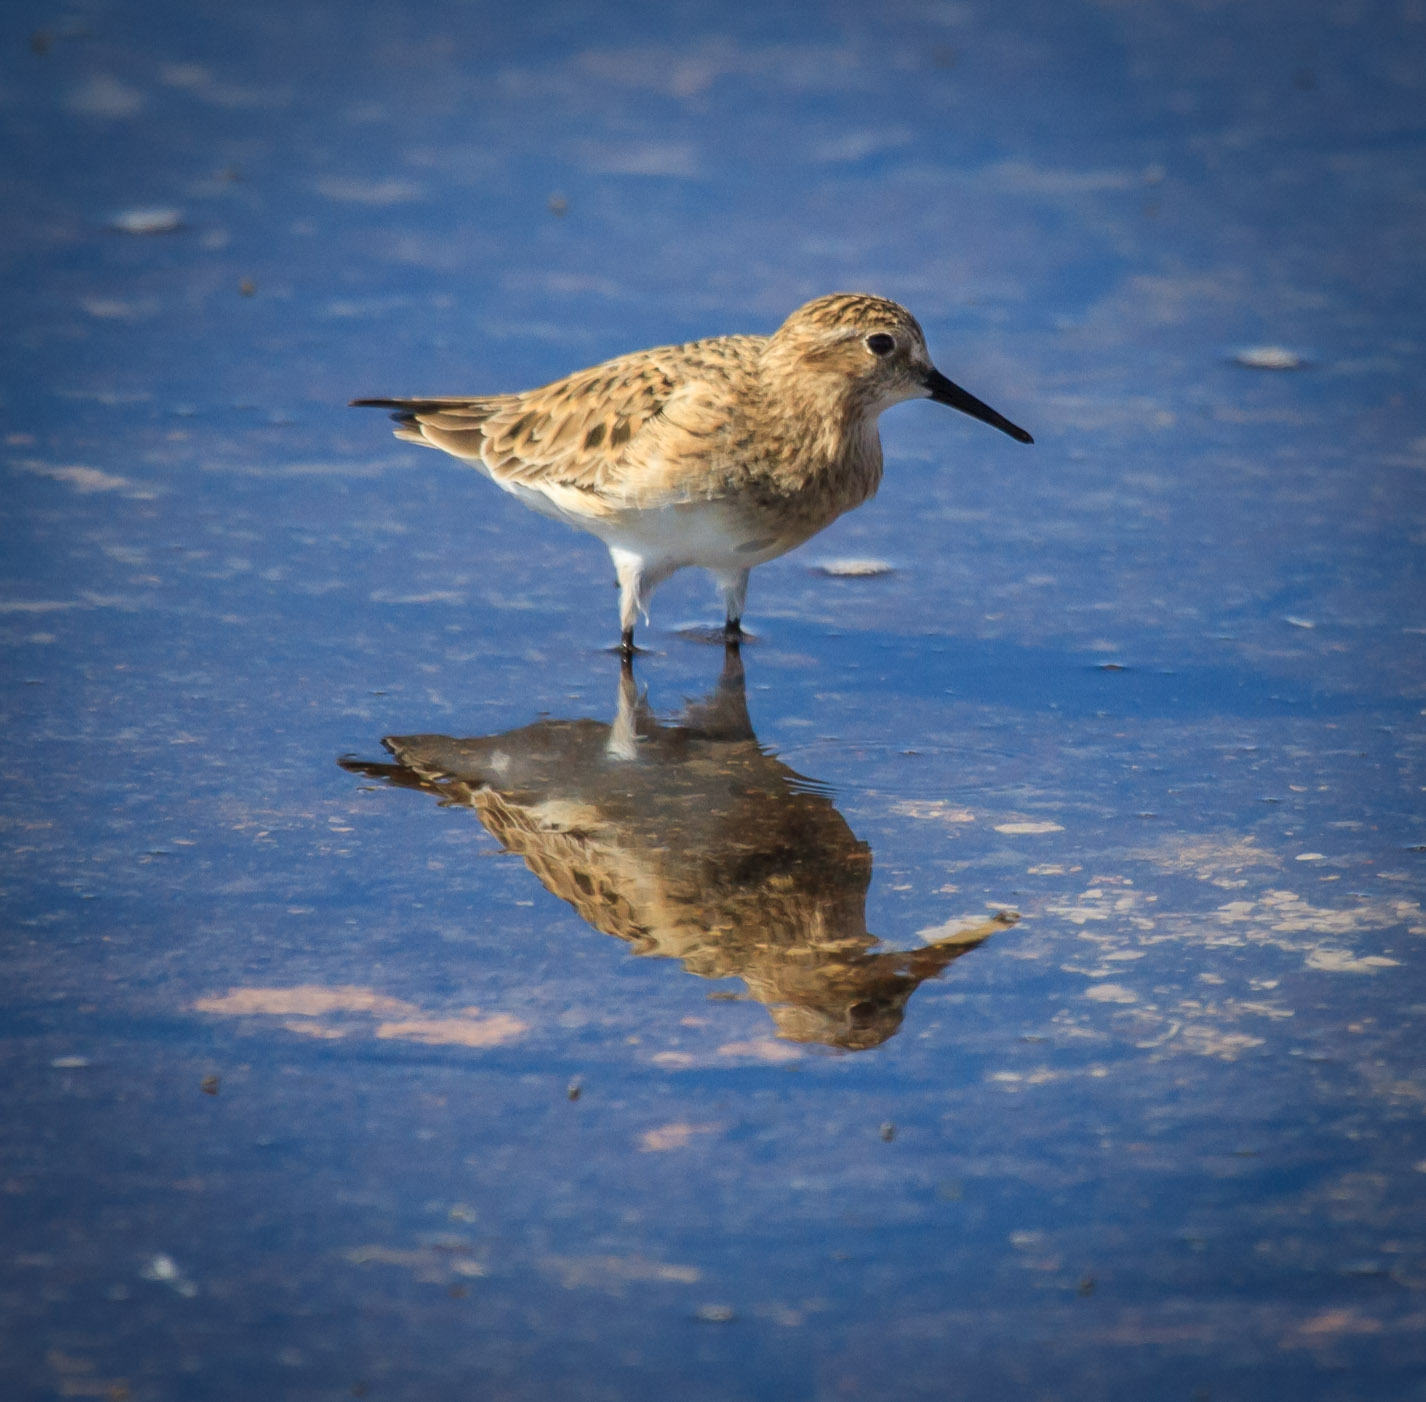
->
[620,626,635,657]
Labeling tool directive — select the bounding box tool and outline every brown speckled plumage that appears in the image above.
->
[354,292,1031,649]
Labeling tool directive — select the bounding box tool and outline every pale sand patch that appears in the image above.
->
[638,1121,722,1152]
[374,1013,528,1047]
[12,461,132,493]
[1084,983,1138,1004]
[541,1254,701,1290]
[715,1038,803,1062]
[194,985,418,1017]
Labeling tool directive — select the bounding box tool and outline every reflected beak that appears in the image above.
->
[923,367,1034,444]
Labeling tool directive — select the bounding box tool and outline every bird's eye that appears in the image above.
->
[849,1001,880,1027]
[865,333,896,357]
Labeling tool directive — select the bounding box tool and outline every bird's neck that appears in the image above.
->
[753,351,868,448]
[762,385,883,495]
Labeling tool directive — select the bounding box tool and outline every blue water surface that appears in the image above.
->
[2,2,1425,1399]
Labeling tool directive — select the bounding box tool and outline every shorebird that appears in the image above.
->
[353,292,1032,652]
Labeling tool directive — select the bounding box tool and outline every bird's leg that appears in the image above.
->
[718,568,750,645]
[606,650,641,760]
[609,549,675,654]
[611,548,645,656]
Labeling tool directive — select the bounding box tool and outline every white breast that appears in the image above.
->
[600,501,788,573]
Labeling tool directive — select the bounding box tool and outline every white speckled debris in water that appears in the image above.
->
[812,558,894,577]
[108,206,184,235]
[1233,345,1308,370]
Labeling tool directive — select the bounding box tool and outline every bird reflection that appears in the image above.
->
[341,649,1014,1051]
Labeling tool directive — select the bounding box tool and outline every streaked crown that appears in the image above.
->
[774,293,926,344]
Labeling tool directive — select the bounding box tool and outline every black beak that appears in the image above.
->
[923,367,1033,444]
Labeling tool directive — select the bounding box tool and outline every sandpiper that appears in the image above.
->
[354,292,1032,652]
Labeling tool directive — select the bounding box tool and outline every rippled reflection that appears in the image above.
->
[342,649,1015,1050]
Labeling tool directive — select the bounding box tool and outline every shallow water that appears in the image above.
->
[3,1,1425,1398]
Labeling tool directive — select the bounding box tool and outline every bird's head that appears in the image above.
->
[767,292,1033,443]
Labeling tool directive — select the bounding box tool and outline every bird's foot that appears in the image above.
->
[675,623,756,647]
[610,629,647,660]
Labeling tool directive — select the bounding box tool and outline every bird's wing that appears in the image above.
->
[352,336,764,505]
